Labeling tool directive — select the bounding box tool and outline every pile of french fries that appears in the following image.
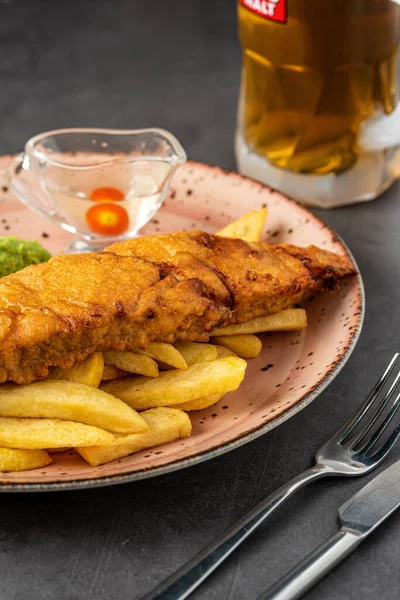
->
[0,209,307,472]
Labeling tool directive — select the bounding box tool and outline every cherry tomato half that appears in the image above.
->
[86,203,129,236]
[89,186,125,202]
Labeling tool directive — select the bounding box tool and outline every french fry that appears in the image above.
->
[170,393,224,411]
[211,308,307,336]
[101,364,128,381]
[133,342,187,370]
[103,350,159,377]
[0,380,148,434]
[155,362,175,371]
[211,334,262,359]
[0,418,114,449]
[101,357,247,410]
[46,447,71,454]
[216,208,267,242]
[173,341,217,366]
[77,407,192,467]
[213,345,238,358]
[49,352,104,388]
[0,447,52,472]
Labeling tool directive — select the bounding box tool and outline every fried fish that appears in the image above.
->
[0,231,355,384]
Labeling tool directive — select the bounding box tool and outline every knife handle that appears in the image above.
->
[259,528,362,600]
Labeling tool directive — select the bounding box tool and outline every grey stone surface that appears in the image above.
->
[0,1,399,599]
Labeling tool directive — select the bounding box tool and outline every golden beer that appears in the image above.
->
[238,0,400,175]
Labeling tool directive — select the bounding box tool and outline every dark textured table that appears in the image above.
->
[1,1,400,599]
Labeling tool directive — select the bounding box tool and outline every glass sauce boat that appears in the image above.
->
[10,128,186,253]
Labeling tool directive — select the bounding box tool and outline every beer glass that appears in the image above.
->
[236,0,400,207]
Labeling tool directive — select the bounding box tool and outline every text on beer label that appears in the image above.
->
[240,0,287,23]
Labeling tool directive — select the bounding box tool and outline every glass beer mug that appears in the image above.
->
[236,0,400,207]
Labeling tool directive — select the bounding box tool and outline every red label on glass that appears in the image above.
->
[240,0,287,23]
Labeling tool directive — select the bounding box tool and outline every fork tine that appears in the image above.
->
[350,366,400,448]
[339,353,400,443]
[359,388,400,456]
[367,419,400,463]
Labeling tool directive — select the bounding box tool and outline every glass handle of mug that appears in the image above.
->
[359,102,400,153]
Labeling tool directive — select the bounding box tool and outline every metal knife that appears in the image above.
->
[258,459,400,600]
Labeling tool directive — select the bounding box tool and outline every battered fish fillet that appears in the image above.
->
[0,231,355,384]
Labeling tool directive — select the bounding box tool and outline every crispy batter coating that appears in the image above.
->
[0,231,355,383]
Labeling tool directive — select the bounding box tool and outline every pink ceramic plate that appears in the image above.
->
[0,156,364,492]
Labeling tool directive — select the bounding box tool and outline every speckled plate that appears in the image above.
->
[0,156,364,492]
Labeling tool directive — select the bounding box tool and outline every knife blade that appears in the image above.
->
[339,458,400,535]
[259,459,400,600]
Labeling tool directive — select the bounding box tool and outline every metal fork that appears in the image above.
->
[143,353,400,600]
